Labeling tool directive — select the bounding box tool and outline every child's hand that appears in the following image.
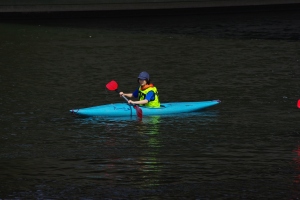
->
[128,100,134,105]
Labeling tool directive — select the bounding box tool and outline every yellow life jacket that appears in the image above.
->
[138,85,160,108]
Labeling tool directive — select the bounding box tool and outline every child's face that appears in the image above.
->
[139,79,147,86]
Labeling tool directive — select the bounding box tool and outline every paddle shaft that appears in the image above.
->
[106,80,143,118]
[115,89,130,102]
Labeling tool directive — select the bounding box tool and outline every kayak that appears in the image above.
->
[70,100,220,117]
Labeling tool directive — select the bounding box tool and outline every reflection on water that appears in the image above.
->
[293,146,300,182]
[71,111,220,189]
[137,116,161,187]
[292,145,300,199]
[73,114,166,188]
[74,110,219,124]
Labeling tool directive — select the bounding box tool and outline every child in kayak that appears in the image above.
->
[119,71,161,108]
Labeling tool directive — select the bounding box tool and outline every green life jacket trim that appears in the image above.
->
[138,86,160,108]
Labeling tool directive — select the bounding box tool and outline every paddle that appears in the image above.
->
[106,80,143,118]
[297,100,300,108]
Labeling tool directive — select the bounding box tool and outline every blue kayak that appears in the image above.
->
[70,100,220,117]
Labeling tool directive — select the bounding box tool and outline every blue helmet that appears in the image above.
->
[138,71,150,80]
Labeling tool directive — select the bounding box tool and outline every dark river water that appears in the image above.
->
[1,10,300,199]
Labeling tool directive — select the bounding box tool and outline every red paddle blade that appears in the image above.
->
[106,80,118,91]
[297,100,300,108]
[134,105,143,119]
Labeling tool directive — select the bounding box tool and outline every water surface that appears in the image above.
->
[1,10,300,199]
